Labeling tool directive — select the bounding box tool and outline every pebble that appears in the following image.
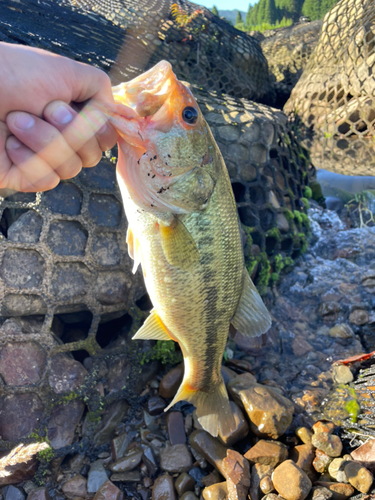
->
[93,481,122,500]
[332,365,353,384]
[222,449,250,500]
[310,486,333,500]
[344,461,374,493]
[260,476,274,495]
[180,493,199,500]
[62,475,87,499]
[296,427,313,444]
[329,325,354,339]
[201,470,222,488]
[312,421,335,435]
[328,459,346,481]
[190,430,228,477]
[202,482,227,500]
[26,489,50,500]
[175,473,195,496]
[159,364,183,399]
[313,450,332,473]
[311,432,342,457]
[290,444,316,481]
[147,397,166,416]
[142,447,159,476]
[244,440,288,467]
[110,449,143,472]
[314,482,354,500]
[166,411,186,445]
[87,460,109,493]
[111,471,141,482]
[152,473,176,500]
[219,401,249,446]
[349,309,369,325]
[250,464,274,500]
[228,377,294,439]
[4,486,26,500]
[227,358,252,373]
[159,444,193,473]
[111,432,131,461]
[272,460,312,500]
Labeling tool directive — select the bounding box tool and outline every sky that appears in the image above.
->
[194,0,256,11]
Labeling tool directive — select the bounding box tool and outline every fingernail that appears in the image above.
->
[14,112,35,130]
[52,105,73,125]
[6,136,21,150]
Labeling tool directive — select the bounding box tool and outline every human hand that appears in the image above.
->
[0,43,118,192]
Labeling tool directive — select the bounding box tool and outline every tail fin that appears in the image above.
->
[164,378,237,437]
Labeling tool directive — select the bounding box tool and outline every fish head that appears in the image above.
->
[111,61,213,214]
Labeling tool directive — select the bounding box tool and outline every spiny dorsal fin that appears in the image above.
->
[231,268,272,337]
[159,217,199,270]
[126,226,142,274]
[132,309,173,341]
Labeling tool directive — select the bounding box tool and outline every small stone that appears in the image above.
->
[93,481,121,500]
[69,454,86,472]
[314,482,354,500]
[313,450,332,473]
[94,401,129,446]
[159,364,183,399]
[344,461,374,493]
[166,411,186,445]
[310,486,333,500]
[222,449,250,500]
[245,440,288,467]
[48,400,84,449]
[62,475,87,499]
[349,309,369,325]
[160,444,193,473]
[111,471,141,482]
[3,486,26,500]
[180,493,198,500]
[312,421,335,435]
[290,444,316,482]
[87,460,109,493]
[296,427,313,444]
[110,449,143,472]
[260,476,274,495]
[250,464,274,500]
[201,470,222,488]
[189,430,228,478]
[26,488,50,500]
[147,396,166,416]
[111,432,131,461]
[202,482,227,500]
[0,341,46,386]
[319,302,341,317]
[152,474,177,500]
[328,458,345,481]
[219,401,249,446]
[332,366,353,384]
[228,377,294,439]
[272,460,312,500]
[328,325,354,339]
[311,433,342,458]
[142,447,159,476]
[292,337,313,357]
[175,473,195,496]
[48,353,88,394]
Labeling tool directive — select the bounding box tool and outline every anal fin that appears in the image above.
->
[159,217,199,270]
[126,226,142,274]
[231,268,272,337]
[132,309,173,341]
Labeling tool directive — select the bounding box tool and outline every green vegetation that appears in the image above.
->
[211,4,219,16]
[141,340,182,366]
[235,0,339,31]
[304,186,312,199]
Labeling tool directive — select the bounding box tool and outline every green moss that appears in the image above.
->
[141,340,182,366]
[37,446,54,463]
[283,256,294,267]
[274,254,284,273]
[301,197,310,209]
[266,227,281,240]
[59,391,78,405]
[270,272,279,283]
[298,233,308,253]
[309,180,325,204]
[345,398,360,423]
[284,209,294,222]
[304,186,312,199]
[257,253,271,295]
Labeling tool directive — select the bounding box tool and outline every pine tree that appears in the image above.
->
[249,3,259,26]
[211,5,219,16]
[236,10,243,24]
[264,0,277,24]
[257,0,266,24]
[301,0,321,20]
[246,4,254,28]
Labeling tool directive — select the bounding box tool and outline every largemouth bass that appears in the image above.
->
[110,61,272,437]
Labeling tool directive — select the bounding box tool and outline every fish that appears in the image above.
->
[110,60,272,437]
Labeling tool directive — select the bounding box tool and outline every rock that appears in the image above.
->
[189,430,228,478]
[349,309,369,325]
[249,463,274,500]
[8,211,43,243]
[311,433,342,458]
[0,341,46,386]
[180,493,198,500]
[48,353,88,394]
[110,449,143,472]
[272,460,312,500]
[351,438,375,472]
[332,366,353,384]
[68,454,87,472]
[344,461,373,493]
[313,450,332,473]
[142,447,159,476]
[93,400,129,446]
[222,449,250,500]
[26,489,50,500]
[328,459,346,481]
[147,397,166,416]
[218,401,249,446]
[152,474,177,500]
[292,337,313,357]
[245,440,288,467]
[201,470,222,488]
[290,444,316,482]
[111,471,140,482]
[93,481,122,500]
[0,393,44,441]
[226,359,253,373]
[159,364,183,399]
[159,444,193,473]
[175,473,195,496]
[329,325,354,339]
[87,460,109,494]
[166,411,186,445]
[296,427,313,444]
[202,482,227,500]
[314,482,354,500]
[312,421,335,435]
[260,476,274,495]
[62,475,87,499]
[111,432,132,461]
[228,377,294,439]
[309,486,333,500]
[3,486,25,500]
[48,400,85,449]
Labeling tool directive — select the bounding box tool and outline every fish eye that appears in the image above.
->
[182,106,198,124]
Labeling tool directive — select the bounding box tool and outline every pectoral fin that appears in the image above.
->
[231,269,272,337]
[126,226,142,274]
[132,309,174,341]
[159,217,199,269]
